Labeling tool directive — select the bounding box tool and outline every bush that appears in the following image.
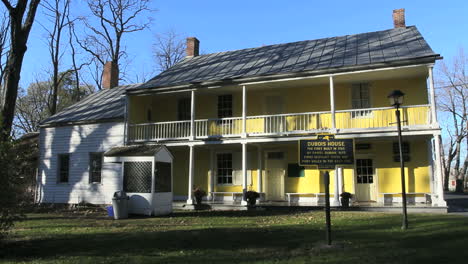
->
[193,187,206,205]
[245,191,260,206]
[0,140,27,238]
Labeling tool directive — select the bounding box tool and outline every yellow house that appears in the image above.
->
[38,9,446,208]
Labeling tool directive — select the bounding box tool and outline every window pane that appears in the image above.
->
[58,154,70,183]
[89,153,103,183]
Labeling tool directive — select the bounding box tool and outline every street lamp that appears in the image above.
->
[388,90,408,230]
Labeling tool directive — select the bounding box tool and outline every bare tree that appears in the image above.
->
[153,29,186,72]
[436,48,468,191]
[0,13,9,98]
[78,0,153,89]
[41,0,71,115]
[0,0,41,141]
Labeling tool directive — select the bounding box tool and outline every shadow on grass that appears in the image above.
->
[3,213,468,263]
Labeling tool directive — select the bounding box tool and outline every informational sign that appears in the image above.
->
[299,135,354,169]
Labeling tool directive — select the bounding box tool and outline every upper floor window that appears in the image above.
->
[89,153,103,183]
[57,154,70,183]
[351,83,371,117]
[218,94,233,118]
[178,98,191,121]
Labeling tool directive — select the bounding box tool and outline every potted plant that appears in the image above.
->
[245,191,260,206]
[340,192,352,208]
[193,187,206,205]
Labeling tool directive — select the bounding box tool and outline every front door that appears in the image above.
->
[355,159,377,202]
[265,152,285,201]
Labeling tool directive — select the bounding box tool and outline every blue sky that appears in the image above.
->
[20,0,468,87]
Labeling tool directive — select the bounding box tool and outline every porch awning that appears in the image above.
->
[104,144,164,157]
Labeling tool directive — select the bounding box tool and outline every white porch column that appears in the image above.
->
[187,145,195,204]
[338,166,344,195]
[242,85,247,138]
[257,145,263,193]
[209,148,215,201]
[329,75,336,130]
[332,167,340,206]
[190,90,196,140]
[428,65,438,125]
[432,135,447,206]
[241,142,248,205]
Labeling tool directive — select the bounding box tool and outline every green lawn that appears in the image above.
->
[1,210,468,263]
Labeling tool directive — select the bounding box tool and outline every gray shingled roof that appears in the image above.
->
[104,144,164,157]
[135,26,439,91]
[41,83,140,126]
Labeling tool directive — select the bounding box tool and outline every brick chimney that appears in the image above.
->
[186,37,200,57]
[393,8,406,28]
[102,61,119,89]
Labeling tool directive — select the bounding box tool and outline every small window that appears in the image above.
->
[217,153,233,184]
[267,152,284,160]
[178,98,191,121]
[89,153,103,183]
[356,143,372,150]
[218,94,233,118]
[356,159,374,184]
[288,163,305,177]
[393,142,410,162]
[58,154,70,183]
[351,83,371,117]
[146,108,152,122]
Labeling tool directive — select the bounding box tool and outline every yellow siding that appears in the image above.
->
[171,139,431,200]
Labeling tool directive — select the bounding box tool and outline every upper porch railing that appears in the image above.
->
[127,105,431,143]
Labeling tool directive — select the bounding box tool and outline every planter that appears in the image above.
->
[341,197,350,208]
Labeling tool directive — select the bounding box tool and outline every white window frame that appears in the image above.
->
[216,152,234,186]
[351,83,372,118]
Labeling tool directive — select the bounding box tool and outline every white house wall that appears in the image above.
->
[37,122,125,204]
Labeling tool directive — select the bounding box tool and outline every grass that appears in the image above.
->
[1,209,468,263]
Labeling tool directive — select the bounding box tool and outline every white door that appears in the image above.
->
[355,159,377,202]
[265,152,285,201]
[265,96,285,133]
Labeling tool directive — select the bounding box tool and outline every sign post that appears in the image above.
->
[299,135,354,245]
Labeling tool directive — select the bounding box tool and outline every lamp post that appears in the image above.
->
[388,90,408,230]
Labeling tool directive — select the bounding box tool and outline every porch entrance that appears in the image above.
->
[355,159,377,202]
[265,152,285,201]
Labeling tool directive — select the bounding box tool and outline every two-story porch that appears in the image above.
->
[124,63,445,207]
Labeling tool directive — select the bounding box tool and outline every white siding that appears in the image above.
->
[37,122,125,204]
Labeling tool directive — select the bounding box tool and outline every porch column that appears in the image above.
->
[241,142,248,205]
[124,95,129,145]
[190,90,196,140]
[432,135,447,206]
[187,145,195,204]
[242,85,247,138]
[332,167,340,206]
[337,166,344,195]
[257,145,263,194]
[209,148,215,200]
[428,65,438,125]
[329,75,336,130]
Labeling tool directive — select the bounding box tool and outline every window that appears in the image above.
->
[393,142,410,162]
[217,153,233,184]
[155,162,171,192]
[356,159,374,184]
[57,154,70,183]
[146,108,152,122]
[89,153,103,183]
[178,98,191,121]
[217,94,233,118]
[351,83,371,117]
[288,163,305,177]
